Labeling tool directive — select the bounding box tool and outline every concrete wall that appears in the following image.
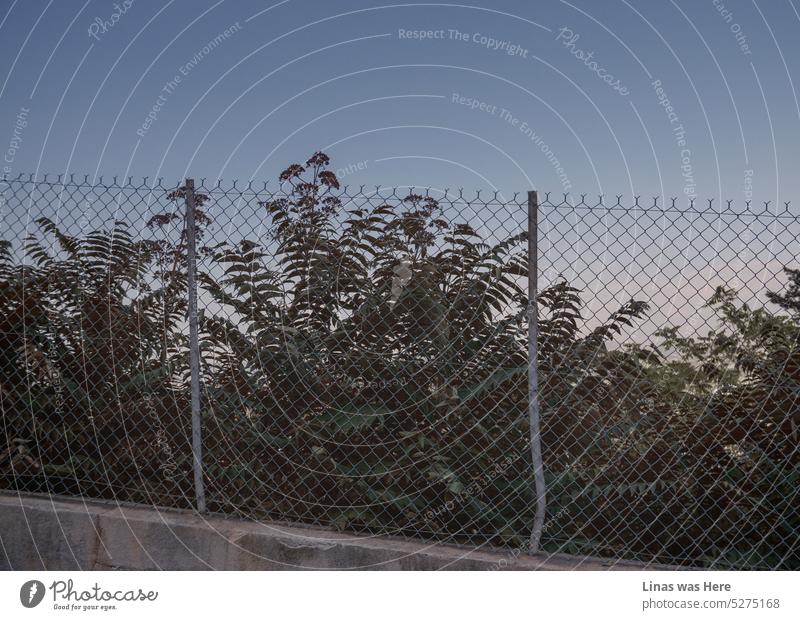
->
[0,493,662,570]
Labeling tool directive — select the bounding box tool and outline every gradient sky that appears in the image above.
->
[1,0,799,203]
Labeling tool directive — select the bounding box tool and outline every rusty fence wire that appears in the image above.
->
[1,167,798,569]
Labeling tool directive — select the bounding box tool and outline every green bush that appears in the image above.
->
[1,154,797,568]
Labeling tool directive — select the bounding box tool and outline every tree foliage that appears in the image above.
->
[1,154,797,568]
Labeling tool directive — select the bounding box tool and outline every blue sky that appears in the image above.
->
[1,0,799,202]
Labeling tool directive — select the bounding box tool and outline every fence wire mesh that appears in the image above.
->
[1,160,798,569]
[0,175,196,511]
[537,194,800,569]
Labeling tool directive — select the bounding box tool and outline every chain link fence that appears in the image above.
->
[1,156,798,569]
[537,194,799,569]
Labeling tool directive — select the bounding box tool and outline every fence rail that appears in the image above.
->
[1,158,798,569]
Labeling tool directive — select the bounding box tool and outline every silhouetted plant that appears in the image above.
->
[1,154,797,568]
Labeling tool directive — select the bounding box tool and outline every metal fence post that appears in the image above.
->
[185,178,207,513]
[527,190,546,553]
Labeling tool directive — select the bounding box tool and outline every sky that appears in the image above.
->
[0,0,799,203]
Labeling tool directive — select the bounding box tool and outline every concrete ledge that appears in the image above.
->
[0,493,666,570]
